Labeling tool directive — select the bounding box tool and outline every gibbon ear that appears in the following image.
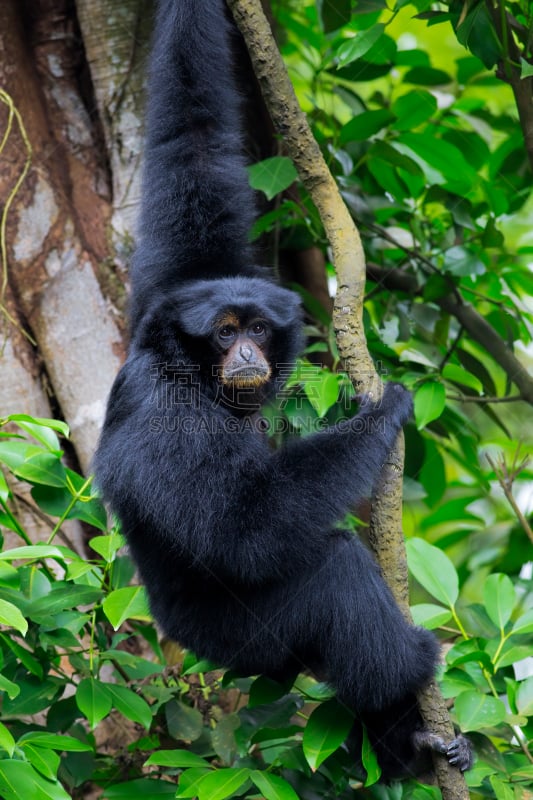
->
[174,282,223,337]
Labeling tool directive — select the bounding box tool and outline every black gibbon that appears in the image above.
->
[94,0,472,779]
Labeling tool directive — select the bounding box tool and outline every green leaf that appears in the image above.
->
[249,675,290,707]
[520,58,533,79]
[2,677,61,717]
[0,674,20,699]
[489,776,514,800]
[414,381,446,429]
[392,90,437,131]
[3,414,69,440]
[19,742,60,780]
[442,364,483,393]
[443,246,486,277]
[361,724,381,786]
[76,678,113,728]
[0,440,37,471]
[455,3,501,69]
[165,700,204,741]
[483,574,516,629]
[396,132,476,193]
[102,586,151,629]
[318,0,351,32]
[7,419,61,452]
[304,372,340,417]
[0,633,42,678]
[371,140,423,175]
[14,453,67,488]
[454,690,506,731]
[181,652,220,674]
[0,544,80,562]
[411,603,453,629]
[0,598,27,635]
[0,760,71,800]
[106,684,153,729]
[0,721,15,756]
[302,699,354,770]
[69,497,107,529]
[340,109,395,143]
[18,732,92,752]
[511,609,533,635]
[406,538,459,607]
[336,25,385,67]
[32,485,107,530]
[294,676,335,702]
[211,713,240,764]
[516,676,533,716]
[28,585,102,617]
[404,66,452,85]
[0,470,10,502]
[89,533,124,562]
[251,770,300,800]
[496,645,533,668]
[145,750,210,768]
[175,769,212,798]
[248,157,298,200]
[197,768,250,800]
[103,778,178,799]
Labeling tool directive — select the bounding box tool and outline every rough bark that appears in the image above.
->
[0,0,124,472]
[226,2,470,798]
[75,0,151,286]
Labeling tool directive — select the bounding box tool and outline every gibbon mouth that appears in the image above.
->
[222,365,271,387]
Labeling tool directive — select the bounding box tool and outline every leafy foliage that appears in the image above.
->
[0,408,531,795]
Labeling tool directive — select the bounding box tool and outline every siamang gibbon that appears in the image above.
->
[95,0,472,779]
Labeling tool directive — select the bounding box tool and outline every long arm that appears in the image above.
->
[215,383,413,582]
[112,381,412,585]
[131,0,259,325]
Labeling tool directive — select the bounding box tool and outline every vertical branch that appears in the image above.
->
[226,2,469,798]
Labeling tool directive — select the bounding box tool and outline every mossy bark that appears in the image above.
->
[226,3,470,798]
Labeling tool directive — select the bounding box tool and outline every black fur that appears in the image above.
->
[95,0,471,779]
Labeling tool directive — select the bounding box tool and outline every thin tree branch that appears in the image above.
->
[226,2,469,798]
[486,452,533,544]
[366,265,533,405]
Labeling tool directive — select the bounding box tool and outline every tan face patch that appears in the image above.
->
[215,312,241,331]
[220,338,271,388]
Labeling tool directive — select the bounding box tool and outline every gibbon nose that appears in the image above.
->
[240,344,253,362]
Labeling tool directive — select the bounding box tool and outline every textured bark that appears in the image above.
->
[226,3,470,798]
[76,0,151,281]
[0,0,124,472]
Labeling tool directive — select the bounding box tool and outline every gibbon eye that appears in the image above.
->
[218,326,236,341]
[251,322,266,337]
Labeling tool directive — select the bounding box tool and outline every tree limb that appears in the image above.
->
[485,0,533,171]
[366,264,533,405]
[226,2,470,797]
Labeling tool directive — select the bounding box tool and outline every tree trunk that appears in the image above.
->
[0,0,144,472]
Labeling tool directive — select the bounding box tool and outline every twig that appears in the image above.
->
[365,264,533,405]
[486,452,533,544]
